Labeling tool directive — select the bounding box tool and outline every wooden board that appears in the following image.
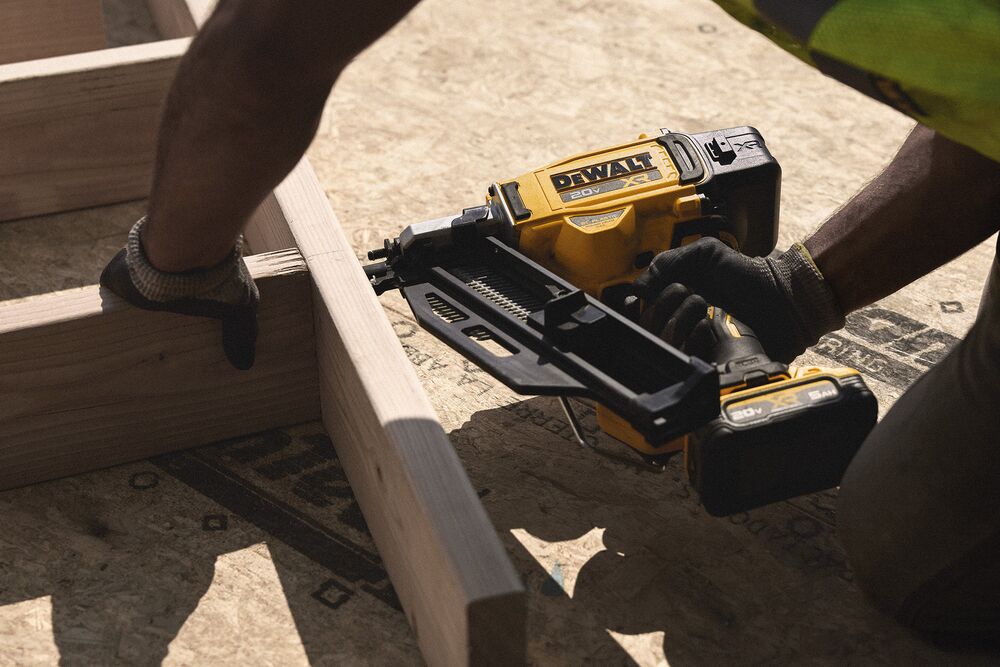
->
[0,39,187,221]
[0,0,106,65]
[260,162,526,666]
[244,193,298,253]
[0,248,320,489]
[149,2,528,663]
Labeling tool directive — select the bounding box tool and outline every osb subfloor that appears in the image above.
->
[1,0,997,664]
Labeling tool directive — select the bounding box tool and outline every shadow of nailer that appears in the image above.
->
[448,396,999,666]
[1,404,995,665]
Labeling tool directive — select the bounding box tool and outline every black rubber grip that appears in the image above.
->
[706,307,766,365]
[657,133,705,184]
[500,181,531,220]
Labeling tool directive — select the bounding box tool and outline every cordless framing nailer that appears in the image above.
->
[363,127,877,516]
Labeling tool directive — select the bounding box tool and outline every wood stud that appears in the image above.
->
[0,1,526,664]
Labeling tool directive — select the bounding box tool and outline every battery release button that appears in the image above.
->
[705,136,737,165]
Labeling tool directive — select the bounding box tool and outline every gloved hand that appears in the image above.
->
[100,217,260,370]
[637,282,710,354]
[633,237,845,363]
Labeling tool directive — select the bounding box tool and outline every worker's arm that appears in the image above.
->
[805,124,1000,312]
[101,0,421,368]
[140,0,420,272]
[635,126,1000,362]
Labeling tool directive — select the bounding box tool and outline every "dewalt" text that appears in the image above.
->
[550,153,655,191]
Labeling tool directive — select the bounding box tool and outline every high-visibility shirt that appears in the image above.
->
[713,0,1000,163]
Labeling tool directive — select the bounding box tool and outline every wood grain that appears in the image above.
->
[268,161,526,666]
[0,249,320,489]
[0,0,106,65]
[244,193,298,254]
[148,2,527,662]
[0,39,187,221]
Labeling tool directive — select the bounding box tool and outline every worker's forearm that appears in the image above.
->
[804,125,1000,314]
[142,0,420,272]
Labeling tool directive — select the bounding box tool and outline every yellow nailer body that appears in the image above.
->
[486,129,875,507]
[366,127,877,516]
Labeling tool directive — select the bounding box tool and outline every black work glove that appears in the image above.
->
[633,237,845,363]
[100,217,260,370]
[638,282,711,355]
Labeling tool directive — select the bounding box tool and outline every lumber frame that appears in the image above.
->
[249,162,527,666]
[0,249,319,488]
[0,0,106,66]
[0,2,526,663]
[149,1,527,663]
[0,39,188,221]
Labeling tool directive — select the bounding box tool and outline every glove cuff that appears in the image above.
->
[125,217,257,306]
[773,242,846,348]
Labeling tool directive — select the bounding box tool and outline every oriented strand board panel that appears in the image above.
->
[0,39,187,221]
[0,248,320,489]
[0,0,106,65]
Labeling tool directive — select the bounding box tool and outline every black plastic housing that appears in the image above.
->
[399,237,721,445]
[661,126,781,257]
[687,375,877,517]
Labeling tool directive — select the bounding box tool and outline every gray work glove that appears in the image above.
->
[633,237,845,363]
[100,217,260,370]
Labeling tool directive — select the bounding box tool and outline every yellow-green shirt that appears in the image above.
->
[714,0,1000,162]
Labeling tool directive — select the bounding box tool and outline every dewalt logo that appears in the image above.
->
[551,152,655,192]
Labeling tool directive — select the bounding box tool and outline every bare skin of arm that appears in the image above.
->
[805,124,1000,314]
[140,0,421,272]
